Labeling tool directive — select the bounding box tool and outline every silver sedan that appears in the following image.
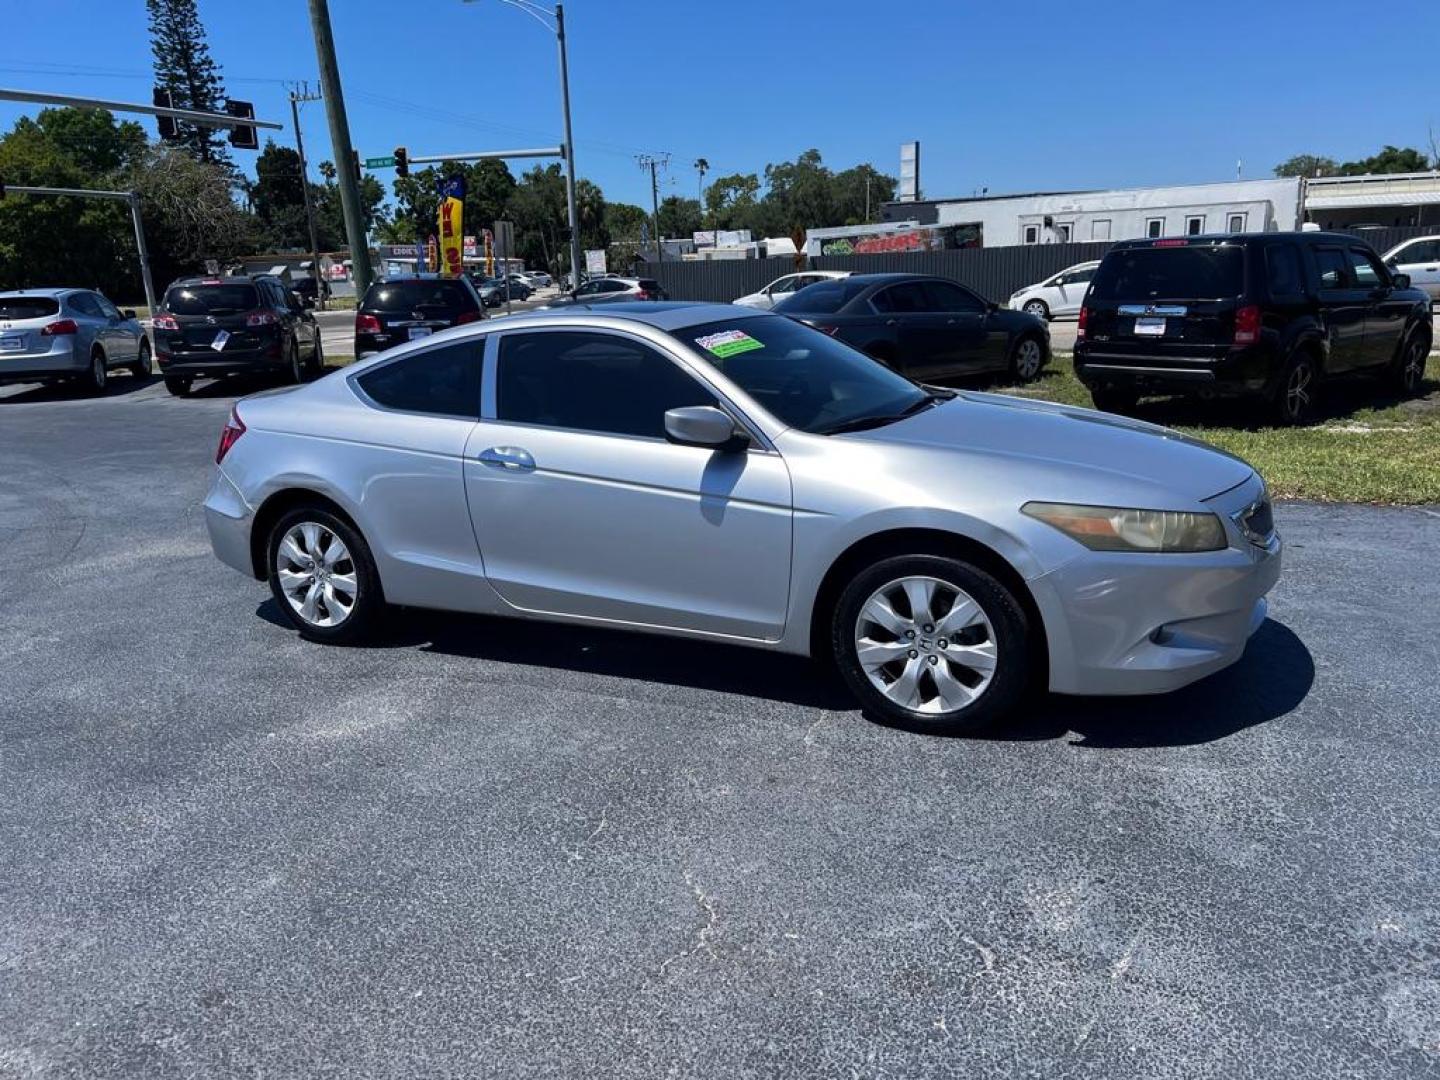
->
[205,303,1281,733]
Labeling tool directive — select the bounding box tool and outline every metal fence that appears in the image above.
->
[637,227,1438,305]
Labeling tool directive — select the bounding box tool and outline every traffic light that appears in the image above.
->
[394,146,409,178]
[352,150,362,184]
[153,87,178,141]
[225,99,258,150]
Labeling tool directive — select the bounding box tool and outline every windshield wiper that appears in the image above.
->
[817,394,939,435]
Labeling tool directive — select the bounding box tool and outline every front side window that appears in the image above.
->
[672,316,929,435]
[768,276,797,294]
[1060,266,1095,287]
[496,331,715,439]
[1395,240,1440,265]
[93,294,122,319]
[1348,248,1386,289]
[355,340,483,418]
[923,281,985,313]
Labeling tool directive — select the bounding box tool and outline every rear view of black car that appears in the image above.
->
[151,275,322,396]
[1074,233,1432,424]
[354,276,484,357]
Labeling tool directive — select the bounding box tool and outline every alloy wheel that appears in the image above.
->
[1024,301,1047,319]
[276,522,358,628]
[854,575,998,714]
[1015,339,1043,379]
[1403,340,1426,393]
[1285,362,1312,420]
[92,352,107,390]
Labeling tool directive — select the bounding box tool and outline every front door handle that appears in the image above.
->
[477,446,535,471]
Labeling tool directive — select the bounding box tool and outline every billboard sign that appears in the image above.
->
[899,141,920,203]
[817,223,981,257]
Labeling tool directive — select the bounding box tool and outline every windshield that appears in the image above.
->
[0,296,60,320]
[1090,245,1245,301]
[672,316,931,435]
[163,284,259,315]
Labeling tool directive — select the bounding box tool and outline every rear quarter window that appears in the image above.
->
[1264,244,1306,299]
[774,279,863,314]
[1090,246,1245,301]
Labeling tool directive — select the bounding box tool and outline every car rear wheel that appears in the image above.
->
[82,349,108,396]
[1009,335,1046,382]
[267,507,382,644]
[130,339,152,378]
[1390,333,1428,397]
[1089,386,1139,414]
[163,375,192,397]
[309,334,325,374]
[286,340,304,384]
[832,554,1030,735]
[1023,299,1049,320]
[1273,349,1319,426]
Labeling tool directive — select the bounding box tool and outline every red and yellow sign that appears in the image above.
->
[437,175,466,277]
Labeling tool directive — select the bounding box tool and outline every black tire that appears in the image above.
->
[1022,299,1050,321]
[1272,347,1320,426]
[1389,331,1429,397]
[163,375,192,397]
[309,334,325,374]
[1008,334,1047,383]
[81,348,108,396]
[286,340,304,384]
[831,553,1031,735]
[131,338,152,379]
[1090,386,1139,414]
[266,506,383,645]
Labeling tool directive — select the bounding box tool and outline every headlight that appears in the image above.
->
[1022,502,1226,553]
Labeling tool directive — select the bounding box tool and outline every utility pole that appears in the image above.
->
[289,82,326,309]
[306,0,373,295]
[638,153,667,262]
[555,4,582,291]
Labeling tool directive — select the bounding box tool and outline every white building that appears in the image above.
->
[887,178,1304,247]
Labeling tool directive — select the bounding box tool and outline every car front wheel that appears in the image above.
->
[1023,299,1049,320]
[267,507,382,644]
[832,554,1031,734]
[1009,335,1046,382]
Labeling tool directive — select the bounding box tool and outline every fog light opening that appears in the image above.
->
[1150,624,1176,645]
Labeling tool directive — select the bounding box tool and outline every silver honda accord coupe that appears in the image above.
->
[204,302,1281,733]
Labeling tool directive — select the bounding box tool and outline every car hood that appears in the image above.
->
[850,390,1254,501]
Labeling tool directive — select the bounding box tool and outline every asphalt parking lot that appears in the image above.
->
[2,377,1438,1079]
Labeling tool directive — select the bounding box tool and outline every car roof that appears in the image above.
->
[0,287,80,298]
[497,300,762,331]
[1111,231,1366,251]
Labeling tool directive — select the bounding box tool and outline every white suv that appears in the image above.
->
[1384,236,1440,299]
[1007,260,1100,321]
[734,270,851,310]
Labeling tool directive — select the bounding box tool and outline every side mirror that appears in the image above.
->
[121,308,137,320]
[664,405,748,451]
[1392,272,1411,290]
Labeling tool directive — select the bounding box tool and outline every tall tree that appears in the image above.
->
[657,195,702,240]
[251,140,313,250]
[1340,146,1433,175]
[703,172,761,231]
[763,149,834,235]
[1274,154,1338,178]
[147,0,232,168]
[831,164,897,225]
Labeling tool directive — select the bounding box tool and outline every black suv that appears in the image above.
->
[152,274,321,396]
[354,275,485,357]
[1074,232,1432,424]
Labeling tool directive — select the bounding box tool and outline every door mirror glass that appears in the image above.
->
[1392,272,1411,290]
[663,405,745,450]
[121,309,137,320]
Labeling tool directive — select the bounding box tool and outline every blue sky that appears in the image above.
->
[2,0,1437,211]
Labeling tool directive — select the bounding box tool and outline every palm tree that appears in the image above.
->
[694,158,710,228]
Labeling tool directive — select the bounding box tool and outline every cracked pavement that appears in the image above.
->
[1,376,1438,1078]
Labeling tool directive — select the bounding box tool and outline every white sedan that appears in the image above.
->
[1383,236,1440,299]
[734,270,851,310]
[1007,260,1100,321]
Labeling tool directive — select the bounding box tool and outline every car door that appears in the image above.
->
[1053,265,1096,316]
[1309,245,1368,373]
[1349,246,1408,369]
[90,293,137,362]
[870,282,952,378]
[1389,238,1440,299]
[463,326,793,640]
[280,285,319,360]
[919,280,1000,374]
[65,293,109,362]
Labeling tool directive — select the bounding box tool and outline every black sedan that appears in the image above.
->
[773,273,1049,383]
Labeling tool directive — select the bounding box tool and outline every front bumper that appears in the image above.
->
[204,467,258,578]
[1029,475,1282,696]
